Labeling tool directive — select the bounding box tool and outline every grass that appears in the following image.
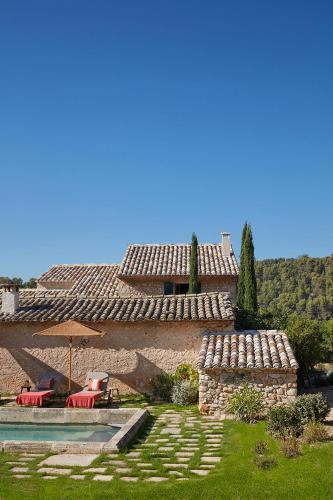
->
[0,417,332,499]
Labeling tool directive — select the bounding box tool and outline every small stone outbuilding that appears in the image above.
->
[197,330,298,415]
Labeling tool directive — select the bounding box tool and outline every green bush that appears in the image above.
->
[280,437,301,457]
[150,373,174,401]
[174,363,199,387]
[254,440,269,456]
[227,384,264,423]
[302,421,329,443]
[267,406,303,439]
[254,455,277,470]
[294,393,330,424]
[171,380,198,405]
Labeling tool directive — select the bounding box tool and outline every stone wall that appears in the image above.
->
[118,276,237,300]
[0,319,232,394]
[199,369,297,414]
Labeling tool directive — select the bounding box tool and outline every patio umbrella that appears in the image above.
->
[33,320,106,392]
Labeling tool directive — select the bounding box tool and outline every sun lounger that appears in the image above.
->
[16,372,60,407]
[66,371,110,408]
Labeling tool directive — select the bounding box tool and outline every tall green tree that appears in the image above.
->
[188,232,199,294]
[236,222,248,307]
[237,223,257,316]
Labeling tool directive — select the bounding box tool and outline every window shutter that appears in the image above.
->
[164,282,173,295]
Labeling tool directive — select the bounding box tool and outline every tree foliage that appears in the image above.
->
[237,222,257,316]
[188,232,199,294]
[256,255,333,320]
[0,276,37,288]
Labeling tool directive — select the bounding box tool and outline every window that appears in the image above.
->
[175,283,189,295]
[164,281,173,295]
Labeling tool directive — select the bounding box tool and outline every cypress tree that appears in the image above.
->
[237,222,257,316]
[188,232,199,294]
[243,224,257,315]
[236,222,248,307]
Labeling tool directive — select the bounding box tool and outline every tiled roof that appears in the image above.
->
[197,331,298,370]
[38,264,121,296]
[0,292,234,323]
[119,244,239,277]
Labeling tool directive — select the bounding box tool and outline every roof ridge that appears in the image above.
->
[126,243,225,247]
[45,263,120,268]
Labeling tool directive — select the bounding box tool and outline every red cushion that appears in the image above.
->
[87,378,103,391]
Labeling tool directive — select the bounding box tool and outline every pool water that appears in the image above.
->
[0,423,120,442]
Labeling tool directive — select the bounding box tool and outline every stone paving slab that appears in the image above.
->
[114,467,132,473]
[38,468,72,475]
[93,475,113,481]
[121,477,139,482]
[190,469,210,476]
[201,457,221,463]
[83,467,107,473]
[40,454,99,467]
[145,477,168,482]
[11,467,30,473]
[70,475,86,480]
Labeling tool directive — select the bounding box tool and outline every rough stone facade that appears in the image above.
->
[0,320,232,394]
[117,276,237,301]
[199,369,298,414]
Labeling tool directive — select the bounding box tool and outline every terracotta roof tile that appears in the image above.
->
[197,331,298,370]
[38,264,121,296]
[119,244,238,277]
[0,292,234,323]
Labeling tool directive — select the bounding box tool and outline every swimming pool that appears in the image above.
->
[0,407,148,453]
[0,423,120,442]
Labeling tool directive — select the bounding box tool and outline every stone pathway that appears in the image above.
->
[0,408,223,482]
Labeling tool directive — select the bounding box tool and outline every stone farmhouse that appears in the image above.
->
[0,232,298,412]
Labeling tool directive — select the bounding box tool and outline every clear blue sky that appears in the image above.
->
[0,1,332,280]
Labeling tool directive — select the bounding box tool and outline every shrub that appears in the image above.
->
[171,380,198,405]
[174,363,199,387]
[254,455,277,470]
[302,421,329,444]
[294,393,330,424]
[254,440,269,456]
[267,406,303,439]
[227,384,263,423]
[150,373,174,401]
[280,437,301,457]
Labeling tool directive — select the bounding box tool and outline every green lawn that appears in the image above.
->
[0,418,332,500]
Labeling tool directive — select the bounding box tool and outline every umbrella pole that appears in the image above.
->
[69,336,72,393]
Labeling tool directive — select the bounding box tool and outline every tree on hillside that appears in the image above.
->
[237,223,257,316]
[0,277,37,288]
[188,232,199,294]
[256,254,333,320]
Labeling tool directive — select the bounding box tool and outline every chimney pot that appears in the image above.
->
[1,283,20,315]
[221,232,232,256]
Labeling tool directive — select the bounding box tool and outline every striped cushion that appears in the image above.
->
[87,378,102,391]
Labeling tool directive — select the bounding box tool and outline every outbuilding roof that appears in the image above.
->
[0,291,234,323]
[119,244,239,277]
[197,331,298,370]
[38,264,121,296]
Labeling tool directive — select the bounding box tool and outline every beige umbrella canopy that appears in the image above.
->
[34,320,105,392]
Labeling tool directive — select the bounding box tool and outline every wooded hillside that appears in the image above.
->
[256,255,333,320]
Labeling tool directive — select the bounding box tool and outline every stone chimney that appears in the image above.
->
[221,232,232,256]
[1,283,20,314]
